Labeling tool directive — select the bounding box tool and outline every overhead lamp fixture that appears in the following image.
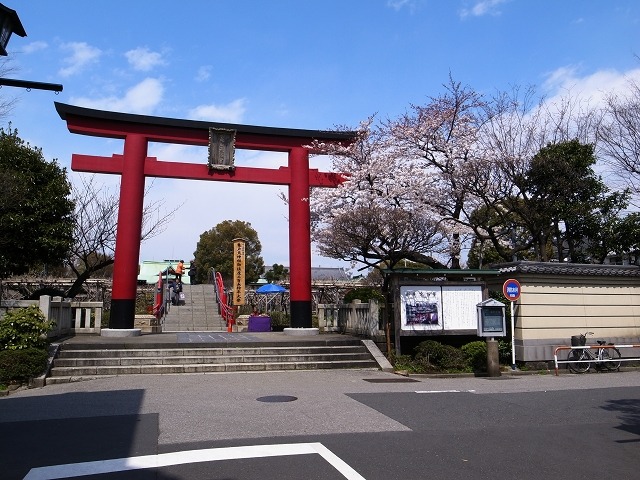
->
[0,3,25,56]
[0,3,63,92]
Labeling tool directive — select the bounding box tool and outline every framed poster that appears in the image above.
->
[400,286,442,330]
[400,284,483,331]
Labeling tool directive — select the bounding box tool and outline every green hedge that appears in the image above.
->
[0,348,48,383]
[461,341,487,372]
[392,339,513,373]
[413,340,469,372]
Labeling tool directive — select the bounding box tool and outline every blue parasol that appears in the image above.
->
[256,283,287,294]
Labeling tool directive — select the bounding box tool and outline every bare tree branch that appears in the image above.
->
[64,176,179,297]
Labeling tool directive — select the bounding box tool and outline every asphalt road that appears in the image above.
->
[2,370,639,479]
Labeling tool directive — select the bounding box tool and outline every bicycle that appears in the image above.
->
[566,332,622,373]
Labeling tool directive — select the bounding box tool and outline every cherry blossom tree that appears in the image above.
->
[310,118,450,354]
[311,75,634,276]
[385,76,491,268]
[310,117,449,280]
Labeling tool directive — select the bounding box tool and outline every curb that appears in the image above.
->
[400,365,640,379]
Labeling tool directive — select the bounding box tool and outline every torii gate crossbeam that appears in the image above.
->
[55,102,355,330]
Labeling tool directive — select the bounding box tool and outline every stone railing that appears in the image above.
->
[316,299,383,337]
[0,296,103,336]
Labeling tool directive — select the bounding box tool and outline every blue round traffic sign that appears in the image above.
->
[503,279,521,301]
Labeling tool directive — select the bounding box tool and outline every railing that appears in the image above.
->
[69,301,103,334]
[40,296,72,337]
[317,299,383,337]
[553,344,640,376]
[0,295,103,336]
[212,270,234,328]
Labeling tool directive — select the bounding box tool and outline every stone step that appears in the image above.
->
[161,283,225,332]
[48,359,378,381]
[53,352,375,368]
[48,343,380,382]
[57,346,366,358]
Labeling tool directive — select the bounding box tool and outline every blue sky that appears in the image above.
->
[4,0,640,272]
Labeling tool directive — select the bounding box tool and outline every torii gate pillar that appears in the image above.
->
[288,147,312,327]
[110,134,148,328]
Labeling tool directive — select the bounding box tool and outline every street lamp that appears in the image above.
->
[0,2,62,92]
[0,3,25,56]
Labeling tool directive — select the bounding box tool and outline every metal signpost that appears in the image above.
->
[503,278,521,369]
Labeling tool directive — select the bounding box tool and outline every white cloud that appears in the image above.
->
[188,99,247,123]
[387,0,418,12]
[58,41,101,77]
[196,65,212,82]
[125,47,167,72]
[149,143,207,163]
[460,0,509,18]
[22,41,48,54]
[70,77,164,114]
[542,65,640,107]
[148,140,288,170]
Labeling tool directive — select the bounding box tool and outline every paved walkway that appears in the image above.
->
[56,331,368,348]
[4,368,640,479]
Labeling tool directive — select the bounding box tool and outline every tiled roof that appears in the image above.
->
[261,266,352,282]
[311,267,351,281]
[494,261,640,277]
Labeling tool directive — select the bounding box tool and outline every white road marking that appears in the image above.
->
[23,442,366,480]
[415,390,476,393]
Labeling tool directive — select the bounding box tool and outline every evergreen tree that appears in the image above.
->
[0,127,74,278]
[194,220,264,285]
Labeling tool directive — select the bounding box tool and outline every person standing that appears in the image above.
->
[168,278,177,306]
[176,260,185,283]
[188,260,197,285]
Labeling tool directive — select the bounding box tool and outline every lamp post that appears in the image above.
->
[0,3,63,93]
[0,3,24,56]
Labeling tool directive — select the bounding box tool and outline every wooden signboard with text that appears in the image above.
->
[233,238,246,305]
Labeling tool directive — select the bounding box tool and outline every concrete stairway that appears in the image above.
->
[47,341,381,383]
[162,283,226,331]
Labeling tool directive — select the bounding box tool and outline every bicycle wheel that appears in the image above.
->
[602,348,622,371]
[567,349,590,373]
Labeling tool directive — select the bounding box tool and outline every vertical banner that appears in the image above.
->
[233,238,246,305]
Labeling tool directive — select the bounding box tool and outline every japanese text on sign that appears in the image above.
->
[233,239,246,305]
[502,279,521,301]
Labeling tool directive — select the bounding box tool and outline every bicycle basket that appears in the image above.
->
[571,335,586,346]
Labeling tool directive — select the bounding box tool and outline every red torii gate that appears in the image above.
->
[55,102,355,330]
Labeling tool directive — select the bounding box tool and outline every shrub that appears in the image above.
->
[414,340,468,372]
[0,305,54,350]
[269,311,290,329]
[461,341,488,372]
[0,347,48,382]
[135,287,154,314]
[389,352,421,373]
[498,339,512,365]
[101,309,110,328]
[343,287,384,304]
